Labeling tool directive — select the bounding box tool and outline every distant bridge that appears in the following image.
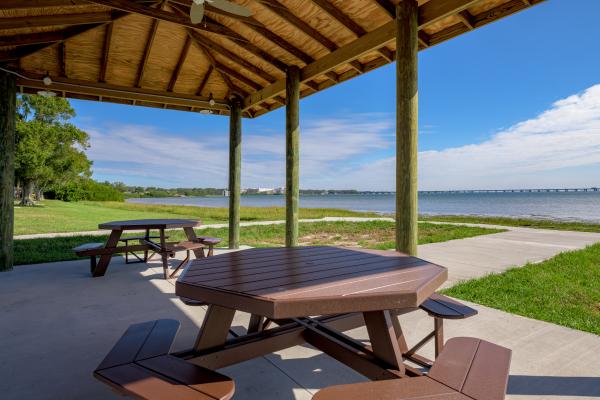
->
[418,188,600,194]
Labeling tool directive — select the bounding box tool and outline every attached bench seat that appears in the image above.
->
[94,319,235,400]
[195,237,222,257]
[418,293,478,358]
[313,337,511,400]
[73,242,104,274]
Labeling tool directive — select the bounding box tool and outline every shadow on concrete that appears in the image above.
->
[508,375,600,397]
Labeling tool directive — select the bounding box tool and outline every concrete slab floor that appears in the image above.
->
[1,251,599,400]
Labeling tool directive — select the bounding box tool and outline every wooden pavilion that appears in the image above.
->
[0,0,544,270]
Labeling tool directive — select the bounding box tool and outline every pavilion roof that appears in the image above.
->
[1,0,544,118]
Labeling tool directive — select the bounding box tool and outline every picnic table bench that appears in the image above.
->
[94,319,234,400]
[72,219,221,279]
[313,336,511,400]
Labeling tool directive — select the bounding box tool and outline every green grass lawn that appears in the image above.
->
[421,214,600,233]
[444,243,600,335]
[14,220,503,266]
[14,200,381,235]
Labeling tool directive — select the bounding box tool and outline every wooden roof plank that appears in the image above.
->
[0,12,113,30]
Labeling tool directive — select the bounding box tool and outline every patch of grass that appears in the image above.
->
[14,200,380,235]
[420,214,600,233]
[13,221,502,266]
[443,243,600,335]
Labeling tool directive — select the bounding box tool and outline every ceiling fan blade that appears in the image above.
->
[207,0,252,17]
[190,2,205,24]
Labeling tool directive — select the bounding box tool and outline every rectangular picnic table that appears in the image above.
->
[92,219,204,278]
[174,246,448,379]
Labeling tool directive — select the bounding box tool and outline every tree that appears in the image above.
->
[15,95,91,205]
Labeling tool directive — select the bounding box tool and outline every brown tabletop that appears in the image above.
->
[99,218,202,230]
[174,246,449,381]
[176,246,447,319]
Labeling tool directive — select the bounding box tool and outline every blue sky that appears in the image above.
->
[73,0,600,190]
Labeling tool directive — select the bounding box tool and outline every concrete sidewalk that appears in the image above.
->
[2,225,600,400]
[418,223,600,286]
[0,254,599,400]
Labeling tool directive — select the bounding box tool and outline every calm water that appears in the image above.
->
[128,192,600,223]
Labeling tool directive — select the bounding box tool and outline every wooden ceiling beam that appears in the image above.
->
[0,0,87,9]
[196,65,213,96]
[0,31,66,47]
[190,38,249,97]
[259,0,337,52]
[187,30,275,84]
[0,12,113,30]
[243,0,494,110]
[16,74,229,111]
[167,35,191,91]
[167,0,265,27]
[310,0,392,69]
[136,20,160,87]
[86,0,248,42]
[99,22,113,82]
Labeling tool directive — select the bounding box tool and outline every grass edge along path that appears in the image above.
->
[13,220,503,266]
[421,214,600,233]
[443,243,600,335]
[14,200,382,235]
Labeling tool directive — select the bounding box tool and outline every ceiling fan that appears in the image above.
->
[190,0,252,24]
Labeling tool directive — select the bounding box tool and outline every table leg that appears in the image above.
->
[363,310,405,373]
[247,314,265,333]
[183,227,206,258]
[159,229,169,279]
[93,229,123,277]
[194,305,236,351]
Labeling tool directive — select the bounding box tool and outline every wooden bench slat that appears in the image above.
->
[72,242,104,253]
[138,355,235,400]
[96,363,216,400]
[312,337,511,400]
[96,319,179,371]
[420,294,478,319]
[462,339,512,400]
[135,319,180,361]
[312,376,470,400]
[97,320,157,371]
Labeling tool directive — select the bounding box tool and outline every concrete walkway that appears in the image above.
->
[2,226,600,400]
[418,223,600,286]
[1,252,599,400]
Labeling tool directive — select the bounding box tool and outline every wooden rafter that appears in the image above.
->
[458,10,475,29]
[0,12,113,30]
[167,35,191,92]
[187,30,275,84]
[99,22,113,82]
[136,19,160,87]
[310,0,393,66]
[0,31,66,47]
[87,0,248,42]
[58,41,66,77]
[189,37,248,97]
[167,2,289,73]
[16,74,229,111]
[196,65,213,96]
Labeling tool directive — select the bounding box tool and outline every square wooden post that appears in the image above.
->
[285,66,300,247]
[228,96,242,249]
[395,0,419,256]
[0,70,16,272]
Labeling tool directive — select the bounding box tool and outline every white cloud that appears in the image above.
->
[332,84,600,190]
[85,85,600,190]
[85,114,394,188]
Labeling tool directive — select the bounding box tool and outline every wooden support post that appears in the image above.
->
[395,0,419,256]
[228,96,242,249]
[0,70,16,272]
[285,66,300,247]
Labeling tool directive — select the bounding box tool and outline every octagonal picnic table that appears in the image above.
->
[174,246,448,380]
[94,219,204,277]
